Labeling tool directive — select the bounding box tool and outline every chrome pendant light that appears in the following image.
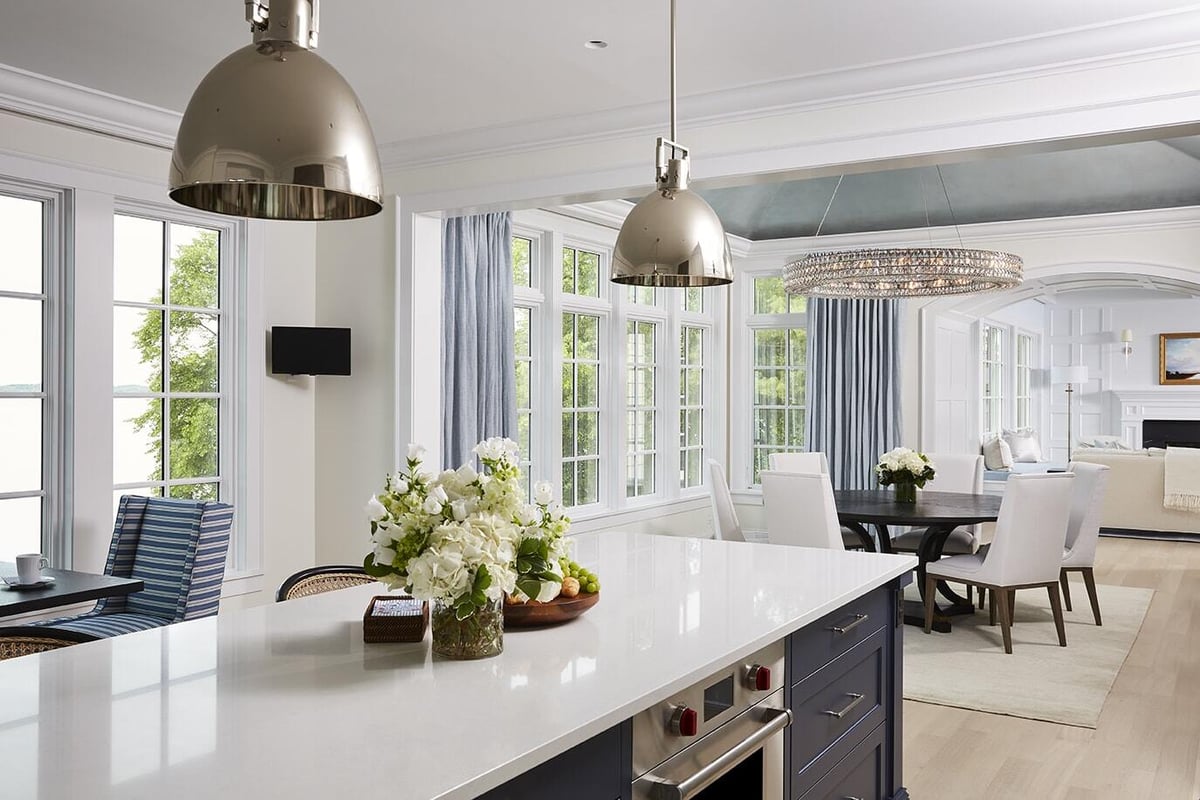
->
[783,170,1022,298]
[169,0,383,221]
[612,0,732,287]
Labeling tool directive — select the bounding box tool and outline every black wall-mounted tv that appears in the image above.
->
[270,326,351,376]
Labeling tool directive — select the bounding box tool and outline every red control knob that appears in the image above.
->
[747,664,772,691]
[670,706,699,737]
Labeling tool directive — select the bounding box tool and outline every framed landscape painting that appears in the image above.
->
[1160,332,1200,385]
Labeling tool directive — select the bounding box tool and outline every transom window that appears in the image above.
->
[626,320,657,497]
[112,214,224,511]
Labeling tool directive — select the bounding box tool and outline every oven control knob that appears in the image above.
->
[746,664,772,691]
[669,705,699,737]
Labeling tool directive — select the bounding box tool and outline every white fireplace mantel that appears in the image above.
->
[1111,389,1200,446]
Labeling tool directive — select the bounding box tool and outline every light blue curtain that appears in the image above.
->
[441,212,516,467]
[805,298,903,489]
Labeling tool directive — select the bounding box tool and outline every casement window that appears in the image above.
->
[980,323,1004,435]
[112,213,227,511]
[1015,332,1033,429]
[0,185,64,563]
[745,276,807,484]
[511,210,720,519]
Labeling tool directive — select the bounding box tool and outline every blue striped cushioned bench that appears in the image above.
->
[31,496,233,638]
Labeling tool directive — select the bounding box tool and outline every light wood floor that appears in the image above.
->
[904,536,1200,799]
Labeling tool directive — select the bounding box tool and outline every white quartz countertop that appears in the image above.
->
[0,531,915,800]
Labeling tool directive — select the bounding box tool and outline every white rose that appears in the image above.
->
[450,500,468,522]
[456,463,478,484]
[547,501,565,522]
[533,481,554,505]
[429,485,449,504]
[422,496,443,515]
[516,504,539,527]
[365,495,387,521]
[393,477,410,495]
[407,443,426,462]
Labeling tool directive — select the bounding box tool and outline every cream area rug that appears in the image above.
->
[903,583,1153,728]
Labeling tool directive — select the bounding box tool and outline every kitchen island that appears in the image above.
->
[0,531,915,800]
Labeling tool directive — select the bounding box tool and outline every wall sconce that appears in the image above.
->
[1120,329,1133,366]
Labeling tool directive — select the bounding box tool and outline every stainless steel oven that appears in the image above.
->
[632,641,791,800]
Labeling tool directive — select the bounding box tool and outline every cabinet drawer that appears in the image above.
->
[790,627,886,796]
[797,719,885,800]
[790,587,888,686]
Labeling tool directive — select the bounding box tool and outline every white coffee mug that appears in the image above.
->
[15,553,49,585]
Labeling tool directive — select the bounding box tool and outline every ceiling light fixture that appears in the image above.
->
[585,40,609,49]
[611,0,732,287]
[169,0,383,221]
[783,169,1023,298]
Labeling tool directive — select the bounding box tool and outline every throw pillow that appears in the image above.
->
[983,437,1013,471]
[1002,427,1043,463]
[1091,435,1132,450]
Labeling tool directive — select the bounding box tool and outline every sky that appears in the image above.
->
[1165,337,1200,376]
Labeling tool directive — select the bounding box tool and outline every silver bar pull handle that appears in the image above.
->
[650,707,792,800]
[828,613,868,634]
[822,692,865,719]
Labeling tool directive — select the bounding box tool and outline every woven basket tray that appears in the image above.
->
[363,595,428,643]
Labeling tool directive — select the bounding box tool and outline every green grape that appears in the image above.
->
[585,582,599,594]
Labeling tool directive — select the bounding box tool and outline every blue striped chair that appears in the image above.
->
[31,496,234,638]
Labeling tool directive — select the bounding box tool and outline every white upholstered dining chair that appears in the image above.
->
[891,452,985,556]
[760,470,845,550]
[1061,461,1111,625]
[707,460,770,543]
[768,451,831,475]
[923,473,1075,654]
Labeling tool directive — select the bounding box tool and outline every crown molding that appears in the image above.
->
[0,63,178,149]
[378,6,1200,171]
[738,206,1200,263]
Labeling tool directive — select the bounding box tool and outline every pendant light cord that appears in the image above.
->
[936,165,966,248]
[814,174,844,238]
[670,0,677,142]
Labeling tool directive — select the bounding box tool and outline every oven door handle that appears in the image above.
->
[648,706,792,800]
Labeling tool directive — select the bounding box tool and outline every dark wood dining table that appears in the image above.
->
[833,489,1003,632]
[0,564,144,619]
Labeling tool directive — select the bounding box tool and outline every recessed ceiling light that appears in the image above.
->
[585,40,609,49]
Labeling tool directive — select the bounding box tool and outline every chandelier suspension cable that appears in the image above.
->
[921,170,934,248]
[813,174,844,239]
[936,165,966,248]
[670,0,677,142]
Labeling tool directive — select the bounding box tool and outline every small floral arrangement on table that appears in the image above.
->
[364,437,598,659]
[874,447,936,504]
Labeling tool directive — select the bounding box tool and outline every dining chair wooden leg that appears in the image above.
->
[988,588,996,626]
[978,586,985,610]
[966,584,973,606]
[923,573,937,634]
[1081,567,1102,626]
[1059,569,1073,612]
[1047,583,1068,647]
[1007,589,1017,625]
[995,587,1014,654]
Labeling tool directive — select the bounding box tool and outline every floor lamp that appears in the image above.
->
[1051,365,1089,463]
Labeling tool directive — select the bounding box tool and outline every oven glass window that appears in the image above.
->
[703,675,734,721]
[692,747,763,799]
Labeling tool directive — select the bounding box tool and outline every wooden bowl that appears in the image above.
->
[503,592,600,628]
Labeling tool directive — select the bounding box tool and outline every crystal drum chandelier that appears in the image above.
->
[783,170,1023,298]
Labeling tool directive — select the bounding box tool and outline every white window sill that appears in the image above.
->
[567,495,711,533]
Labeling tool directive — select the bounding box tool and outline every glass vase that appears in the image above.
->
[893,482,917,504]
[430,598,504,660]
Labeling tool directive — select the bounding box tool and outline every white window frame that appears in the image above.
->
[514,209,722,524]
[0,151,262,586]
[511,228,542,497]
[111,206,234,508]
[731,266,808,492]
[979,321,1005,438]
[1014,329,1034,430]
[0,179,69,565]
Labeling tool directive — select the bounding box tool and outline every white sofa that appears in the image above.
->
[1073,449,1200,536]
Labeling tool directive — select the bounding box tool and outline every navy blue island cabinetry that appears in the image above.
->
[477,578,909,800]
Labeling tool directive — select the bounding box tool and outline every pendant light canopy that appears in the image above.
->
[169,0,383,221]
[612,0,732,287]
[783,170,1023,298]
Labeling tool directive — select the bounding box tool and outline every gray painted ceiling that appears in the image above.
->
[689,136,1200,240]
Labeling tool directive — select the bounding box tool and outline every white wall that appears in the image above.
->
[313,209,396,566]
[0,110,318,608]
[1108,298,1200,389]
